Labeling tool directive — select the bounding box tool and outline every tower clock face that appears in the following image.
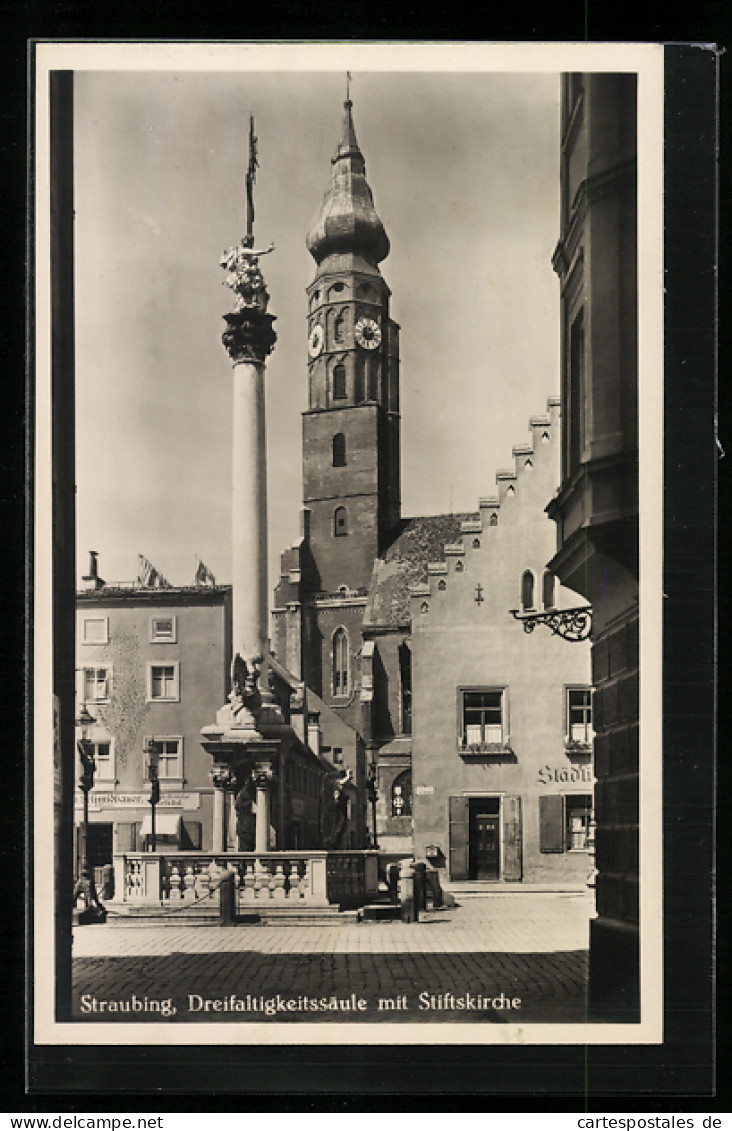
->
[308,323,324,358]
[354,317,381,350]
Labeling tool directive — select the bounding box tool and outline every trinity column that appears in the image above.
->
[201,117,281,853]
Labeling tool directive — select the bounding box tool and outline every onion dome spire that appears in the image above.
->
[306,92,390,267]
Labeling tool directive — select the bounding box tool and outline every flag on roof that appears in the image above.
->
[195,558,216,587]
[138,555,171,589]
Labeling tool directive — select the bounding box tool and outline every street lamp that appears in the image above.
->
[144,738,162,852]
[72,703,106,924]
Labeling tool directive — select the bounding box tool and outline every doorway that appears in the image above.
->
[87,822,113,871]
[468,797,501,880]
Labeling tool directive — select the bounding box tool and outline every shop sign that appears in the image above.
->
[76,791,201,810]
[536,765,593,786]
[415,786,435,796]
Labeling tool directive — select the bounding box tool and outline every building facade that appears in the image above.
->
[272,95,593,886]
[75,568,344,881]
[409,401,593,885]
[547,73,639,1015]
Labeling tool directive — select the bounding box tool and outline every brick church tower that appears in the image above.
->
[302,94,401,593]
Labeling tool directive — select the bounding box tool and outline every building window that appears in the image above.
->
[543,571,556,610]
[147,662,180,702]
[566,687,593,745]
[332,747,344,766]
[334,310,346,344]
[150,615,176,643]
[367,358,379,401]
[82,666,111,703]
[354,356,366,402]
[333,363,347,400]
[566,794,592,851]
[391,770,412,818]
[460,688,506,748]
[521,570,535,611]
[82,616,109,645]
[334,506,348,536]
[332,628,350,697]
[82,739,114,783]
[144,737,183,782]
[332,433,346,467]
[540,793,593,853]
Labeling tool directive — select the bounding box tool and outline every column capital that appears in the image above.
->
[209,764,237,790]
[221,238,277,363]
[253,762,276,788]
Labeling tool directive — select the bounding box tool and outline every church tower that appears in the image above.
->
[302,94,401,594]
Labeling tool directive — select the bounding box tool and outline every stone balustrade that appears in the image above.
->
[113,851,379,910]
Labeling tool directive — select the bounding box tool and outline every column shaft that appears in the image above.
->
[212,787,226,852]
[232,359,268,666]
[255,781,271,853]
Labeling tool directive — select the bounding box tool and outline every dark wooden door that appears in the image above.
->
[87,822,113,869]
[469,805,500,880]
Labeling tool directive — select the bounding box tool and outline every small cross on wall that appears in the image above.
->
[474,584,484,605]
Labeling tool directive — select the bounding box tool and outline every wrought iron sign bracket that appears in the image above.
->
[509,606,593,642]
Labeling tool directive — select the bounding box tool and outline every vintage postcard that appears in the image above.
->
[32,41,668,1055]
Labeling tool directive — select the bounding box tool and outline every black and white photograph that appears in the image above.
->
[33,41,668,1052]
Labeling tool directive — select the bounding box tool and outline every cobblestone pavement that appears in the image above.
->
[71,893,593,1025]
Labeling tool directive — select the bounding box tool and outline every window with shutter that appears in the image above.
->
[539,794,565,853]
[448,795,469,881]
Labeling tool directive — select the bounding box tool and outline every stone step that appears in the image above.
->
[357,903,401,922]
[103,902,361,927]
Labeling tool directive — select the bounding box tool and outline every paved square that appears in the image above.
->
[71,893,593,1024]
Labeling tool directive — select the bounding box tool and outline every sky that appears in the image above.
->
[73,66,561,595]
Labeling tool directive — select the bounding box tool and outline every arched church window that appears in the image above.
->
[543,570,556,610]
[367,358,380,401]
[334,310,346,344]
[334,507,348,537]
[391,771,412,818]
[333,363,347,401]
[332,627,350,697]
[354,356,366,403]
[332,433,346,467]
[521,570,535,611]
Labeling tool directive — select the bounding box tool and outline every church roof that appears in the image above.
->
[363,514,476,629]
[306,99,390,267]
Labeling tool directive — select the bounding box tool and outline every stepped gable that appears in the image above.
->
[408,398,560,606]
[363,513,476,628]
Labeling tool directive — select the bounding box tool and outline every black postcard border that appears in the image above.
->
[15,37,721,1106]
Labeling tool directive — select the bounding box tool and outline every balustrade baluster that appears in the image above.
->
[242,861,256,903]
[300,859,311,903]
[272,862,286,901]
[184,864,196,901]
[169,862,182,900]
[288,861,301,900]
